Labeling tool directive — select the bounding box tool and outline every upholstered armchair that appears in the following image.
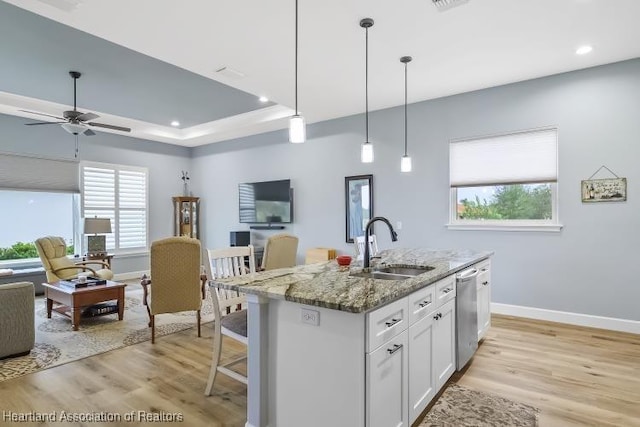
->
[35,236,114,282]
[261,233,299,270]
[0,281,35,359]
[142,236,203,343]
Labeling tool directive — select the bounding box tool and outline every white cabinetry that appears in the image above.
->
[366,297,409,427]
[433,298,456,391]
[476,259,492,341]
[408,312,435,422]
[367,274,458,426]
[367,330,409,427]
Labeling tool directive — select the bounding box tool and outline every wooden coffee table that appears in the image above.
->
[42,280,126,331]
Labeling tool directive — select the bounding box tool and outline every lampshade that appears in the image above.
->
[84,217,112,234]
[401,155,412,172]
[361,142,374,163]
[289,114,306,143]
[61,122,87,135]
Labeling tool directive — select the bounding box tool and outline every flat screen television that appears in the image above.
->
[239,179,293,224]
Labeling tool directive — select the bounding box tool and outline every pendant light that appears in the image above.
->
[400,56,412,172]
[289,0,306,143]
[360,18,374,163]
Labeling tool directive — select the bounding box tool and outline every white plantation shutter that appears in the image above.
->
[119,170,147,249]
[81,162,148,253]
[450,128,558,187]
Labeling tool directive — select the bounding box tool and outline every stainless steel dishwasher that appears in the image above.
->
[456,267,479,370]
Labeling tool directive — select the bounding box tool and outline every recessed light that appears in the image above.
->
[170,120,180,127]
[259,96,269,103]
[576,45,593,55]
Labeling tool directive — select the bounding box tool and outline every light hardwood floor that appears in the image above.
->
[1,314,639,426]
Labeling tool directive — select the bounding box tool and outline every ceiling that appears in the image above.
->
[1,0,639,147]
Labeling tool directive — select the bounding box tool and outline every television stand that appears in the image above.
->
[250,225,285,230]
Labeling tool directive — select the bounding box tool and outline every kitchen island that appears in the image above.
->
[210,248,492,427]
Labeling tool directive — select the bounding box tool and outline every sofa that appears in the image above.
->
[0,281,35,359]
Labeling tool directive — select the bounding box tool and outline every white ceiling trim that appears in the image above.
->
[0,91,293,147]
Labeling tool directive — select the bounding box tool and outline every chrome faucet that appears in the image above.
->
[363,216,398,268]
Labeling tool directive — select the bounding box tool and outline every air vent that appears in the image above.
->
[432,0,469,12]
[37,0,83,12]
[215,67,246,80]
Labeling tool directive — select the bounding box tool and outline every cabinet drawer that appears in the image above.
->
[408,284,436,325]
[367,297,409,353]
[435,275,456,308]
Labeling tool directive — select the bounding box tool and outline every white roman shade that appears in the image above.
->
[450,128,557,187]
[0,152,79,192]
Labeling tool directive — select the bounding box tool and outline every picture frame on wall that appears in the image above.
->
[345,175,373,243]
[581,178,627,203]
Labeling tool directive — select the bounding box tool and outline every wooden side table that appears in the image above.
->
[83,253,114,269]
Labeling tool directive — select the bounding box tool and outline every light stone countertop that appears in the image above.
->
[209,248,493,313]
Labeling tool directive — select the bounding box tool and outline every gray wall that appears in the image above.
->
[192,59,640,321]
[0,113,191,275]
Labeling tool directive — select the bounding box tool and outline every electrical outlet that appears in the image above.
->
[301,308,320,326]
[396,221,402,230]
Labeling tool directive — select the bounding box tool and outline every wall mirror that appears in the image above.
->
[345,174,373,243]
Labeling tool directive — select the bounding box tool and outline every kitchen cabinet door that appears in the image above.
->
[408,313,436,424]
[366,330,409,427]
[433,299,456,391]
[476,260,491,341]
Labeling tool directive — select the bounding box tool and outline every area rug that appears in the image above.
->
[420,383,539,427]
[0,284,214,383]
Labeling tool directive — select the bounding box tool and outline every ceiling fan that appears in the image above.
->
[20,71,131,136]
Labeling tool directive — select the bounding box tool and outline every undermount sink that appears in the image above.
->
[350,265,434,281]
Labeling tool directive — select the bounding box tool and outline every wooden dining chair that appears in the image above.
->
[204,245,255,396]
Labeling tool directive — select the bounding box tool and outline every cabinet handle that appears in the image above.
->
[481,268,488,272]
[385,318,401,328]
[442,287,453,294]
[482,281,489,286]
[418,300,432,308]
[387,344,403,355]
[433,313,442,320]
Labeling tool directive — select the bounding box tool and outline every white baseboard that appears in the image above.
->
[113,270,148,282]
[492,303,640,335]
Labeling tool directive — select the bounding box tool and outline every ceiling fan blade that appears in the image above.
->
[77,112,99,122]
[25,121,66,126]
[83,129,96,136]
[88,122,131,132]
[19,109,66,120]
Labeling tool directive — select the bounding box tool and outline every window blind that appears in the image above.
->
[0,152,79,192]
[450,128,557,187]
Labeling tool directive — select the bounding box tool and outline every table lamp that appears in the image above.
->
[84,217,112,255]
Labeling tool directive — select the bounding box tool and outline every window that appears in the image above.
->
[81,162,148,253]
[0,152,80,267]
[448,127,561,231]
[0,190,78,267]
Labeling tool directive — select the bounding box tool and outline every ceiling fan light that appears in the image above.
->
[401,155,412,172]
[361,142,374,163]
[289,114,306,143]
[61,122,87,135]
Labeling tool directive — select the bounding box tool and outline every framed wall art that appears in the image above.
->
[345,175,373,243]
[581,178,627,203]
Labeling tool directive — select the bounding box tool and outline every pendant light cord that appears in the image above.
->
[404,61,408,156]
[365,26,369,143]
[294,0,299,116]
